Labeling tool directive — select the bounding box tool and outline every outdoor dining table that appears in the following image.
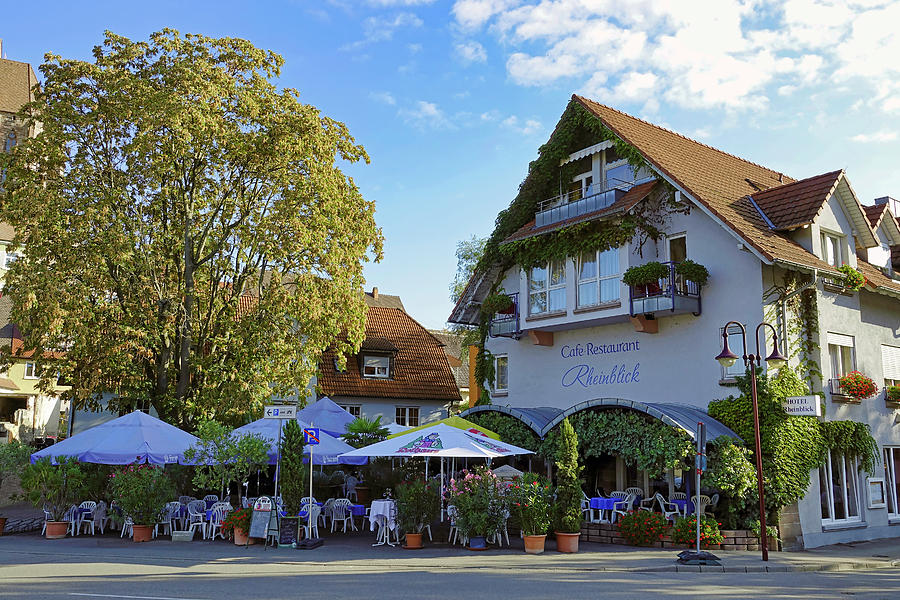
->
[369,499,397,532]
[589,497,616,523]
[671,498,695,516]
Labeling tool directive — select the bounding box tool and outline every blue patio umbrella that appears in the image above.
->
[30,410,198,465]
[296,397,356,437]
[232,415,366,466]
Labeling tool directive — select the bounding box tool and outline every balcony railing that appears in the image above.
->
[628,261,702,317]
[489,293,521,339]
[535,178,632,228]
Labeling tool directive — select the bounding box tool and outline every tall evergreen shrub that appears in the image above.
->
[554,418,583,533]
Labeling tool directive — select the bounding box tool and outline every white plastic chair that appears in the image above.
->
[78,501,97,535]
[120,516,134,538]
[64,505,79,537]
[304,505,321,539]
[178,495,194,505]
[331,499,354,533]
[345,476,358,502]
[693,494,712,517]
[611,493,636,523]
[203,494,219,503]
[624,487,644,501]
[487,509,510,547]
[321,498,336,528]
[447,505,466,546]
[41,508,52,536]
[207,504,231,540]
[648,493,681,524]
[186,500,207,539]
[156,502,181,537]
[300,496,317,508]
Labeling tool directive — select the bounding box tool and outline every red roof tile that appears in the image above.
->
[750,170,843,230]
[319,306,461,401]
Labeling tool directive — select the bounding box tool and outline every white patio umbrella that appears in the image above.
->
[340,423,533,520]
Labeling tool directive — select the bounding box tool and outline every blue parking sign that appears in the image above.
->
[304,428,320,445]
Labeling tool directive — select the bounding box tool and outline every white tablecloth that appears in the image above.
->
[369,500,396,531]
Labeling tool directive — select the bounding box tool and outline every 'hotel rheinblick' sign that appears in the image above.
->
[782,395,821,417]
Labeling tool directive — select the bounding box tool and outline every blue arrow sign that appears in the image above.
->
[304,428,320,445]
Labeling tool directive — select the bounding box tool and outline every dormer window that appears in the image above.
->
[821,231,844,268]
[362,355,390,378]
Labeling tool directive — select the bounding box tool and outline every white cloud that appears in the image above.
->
[455,40,488,63]
[343,12,423,50]
[451,0,900,115]
[851,130,898,143]
[501,115,542,135]
[399,101,456,130]
[369,91,397,105]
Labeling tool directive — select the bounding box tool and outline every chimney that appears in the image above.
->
[778,172,783,183]
[371,286,379,299]
[0,39,3,59]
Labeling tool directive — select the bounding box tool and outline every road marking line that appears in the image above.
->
[68,594,208,600]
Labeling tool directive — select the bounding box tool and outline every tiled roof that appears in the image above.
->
[360,337,398,353]
[858,259,900,295]
[574,96,842,274]
[0,58,37,115]
[319,306,461,401]
[863,203,890,229]
[750,170,843,230]
[364,289,405,311]
[429,329,469,389]
[502,180,660,243]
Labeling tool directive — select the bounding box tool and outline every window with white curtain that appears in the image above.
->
[821,232,844,268]
[529,259,566,315]
[828,333,856,379]
[494,354,508,392]
[819,450,861,524]
[577,248,620,307]
[884,447,900,518]
[362,355,390,378]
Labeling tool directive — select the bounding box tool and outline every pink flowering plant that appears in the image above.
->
[447,466,508,539]
[838,371,878,399]
[108,464,174,526]
[509,473,552,536]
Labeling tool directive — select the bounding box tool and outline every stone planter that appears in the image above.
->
[45,521,68,539]
[404,532,424,549]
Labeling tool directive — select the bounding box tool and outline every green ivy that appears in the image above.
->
[764,270,822,387]
[708,366,878,527]
[568,409,694,477]
[467,412,542,452]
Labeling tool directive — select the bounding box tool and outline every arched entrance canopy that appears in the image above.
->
[462,398,739,441]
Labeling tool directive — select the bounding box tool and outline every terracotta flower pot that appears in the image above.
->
[404,532,423,549]
[523,534,547,554]
[45,521,68,539]
[0,517,6,537]
[233,527,249,546]
[555,532,580,553]
[132,524,153,543]
[355,486,370,505]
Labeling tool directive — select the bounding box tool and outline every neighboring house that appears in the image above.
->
[317,289,461,427]
[450,95,900,549]
[0,295,69,442]
[428,329,470,411]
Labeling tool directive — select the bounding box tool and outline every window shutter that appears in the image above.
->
[883,345,900,380]
[827,332,855,347]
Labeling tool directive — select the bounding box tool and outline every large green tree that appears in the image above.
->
[0,30,382,427]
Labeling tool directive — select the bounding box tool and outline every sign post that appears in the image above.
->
[677,421,719,566]
[264,405,298,509]
[303,427,320,545]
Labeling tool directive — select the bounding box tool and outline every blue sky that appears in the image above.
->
[3,0,900,329]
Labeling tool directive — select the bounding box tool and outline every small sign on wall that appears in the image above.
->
[782,395,822,417]
[867,477,887,509]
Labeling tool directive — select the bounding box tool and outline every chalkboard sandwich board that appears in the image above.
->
[279,517,300,547]
[249,496,274,548]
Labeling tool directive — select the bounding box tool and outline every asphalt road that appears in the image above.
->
[1,535,899,600]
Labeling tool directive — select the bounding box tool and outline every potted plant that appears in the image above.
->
[20,456,86,539]
[886,385,900,404]
[108,464,174,542]
[0,440,31,536]
[396,479,440,549]
[622,262,668,295]
[447,466,506,550]
[223,506,254,545]
[510,473,553,554]
[553,418,583,553]
[674,259,709,286]
[838,371,878,400]
[838,265,866,291]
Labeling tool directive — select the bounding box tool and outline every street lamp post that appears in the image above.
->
[715,321,787,562]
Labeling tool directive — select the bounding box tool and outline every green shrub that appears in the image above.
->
[280,419,308,515]
[20,456,86,521]
[671,515,724,548]
[622,261,669,286]
[108,464,174,526]
[674,259,709,285]
[554,418,583,533]
[617,510,669,546]
[509,473,553,536]
[396,479,440,534]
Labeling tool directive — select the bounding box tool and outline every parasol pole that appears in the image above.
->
[440,457,445,522]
